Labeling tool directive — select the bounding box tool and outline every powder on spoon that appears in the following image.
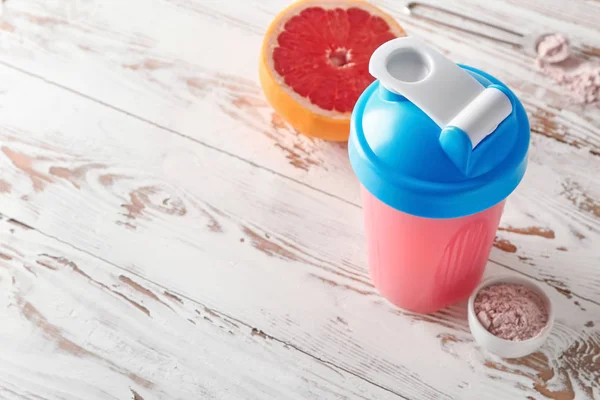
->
[536,34,600,104]
[474,283,548,341]
[536,33,571,64]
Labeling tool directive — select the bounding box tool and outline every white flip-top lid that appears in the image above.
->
[369,37,512,148]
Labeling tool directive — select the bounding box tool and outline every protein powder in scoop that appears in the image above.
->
[535,34,600,104]
[474,283,549,341]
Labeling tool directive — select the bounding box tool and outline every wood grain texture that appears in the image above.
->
[0,62,598,399]
[0,0,598,398]
[0,0,598,303]
[0,215,400,400]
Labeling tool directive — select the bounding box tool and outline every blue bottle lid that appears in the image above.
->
[348,37,529,219]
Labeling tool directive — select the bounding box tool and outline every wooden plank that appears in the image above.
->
[0,64,597,399]
[0,215,402,400]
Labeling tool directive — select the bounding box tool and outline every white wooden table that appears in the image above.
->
[0,0,598,399]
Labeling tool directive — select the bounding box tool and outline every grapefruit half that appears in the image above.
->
[259,0,405,141]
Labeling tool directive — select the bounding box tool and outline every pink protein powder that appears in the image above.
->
[474,283,549,341]
[536,34,571,64]
[536,34,600,104]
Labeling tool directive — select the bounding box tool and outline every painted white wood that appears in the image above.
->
[0,63,597,399]
[0,0,597,398]
[0,215,400,400]
[0,0,598,304]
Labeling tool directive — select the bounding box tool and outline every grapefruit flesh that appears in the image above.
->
[260,0,405,141]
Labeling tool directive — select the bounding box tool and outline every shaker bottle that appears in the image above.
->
[348,37,529,313]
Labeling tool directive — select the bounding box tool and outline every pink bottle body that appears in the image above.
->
[361,186,505,314]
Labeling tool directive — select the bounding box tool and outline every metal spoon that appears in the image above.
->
[403,1,576,58]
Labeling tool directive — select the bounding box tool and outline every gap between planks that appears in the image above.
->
[489,259,600,308]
